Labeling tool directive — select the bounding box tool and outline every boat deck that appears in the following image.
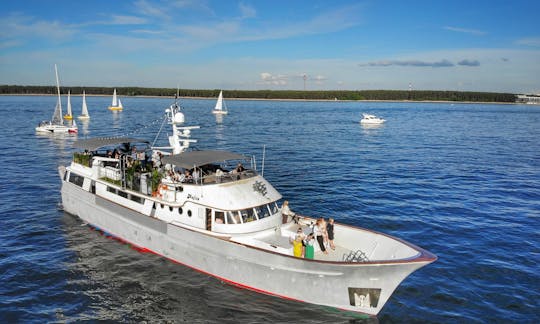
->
[250,222,354,262]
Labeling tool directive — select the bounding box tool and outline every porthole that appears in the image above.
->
[169,206,173,212]
[177,186,183,192]
[160,203,164,209]
[187,210,192,217]
[178,207,183,214]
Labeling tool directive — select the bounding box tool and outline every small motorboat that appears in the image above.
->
[360,113,385,125]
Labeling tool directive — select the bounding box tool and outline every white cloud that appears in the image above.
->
[110,15,148,25]
[260,72,288,85]
[0,13,76,42]
[134,0,168,19]
[515,37,540,47]
[444,26,486,36]
[239,2,256,19]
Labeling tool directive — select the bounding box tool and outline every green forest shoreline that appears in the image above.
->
[1,85,517,103]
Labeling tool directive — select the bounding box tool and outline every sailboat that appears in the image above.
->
[212,90,228,115]
[64,91,73,120]
[77,91,90,120]
[35,64,78,134]
[108,88,123,111]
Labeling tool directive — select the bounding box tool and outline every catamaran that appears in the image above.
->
[212,90,228,115]
[77,91,90,120]
[108,88,123,111]
[36,64,78,134]
[59,97,435,316]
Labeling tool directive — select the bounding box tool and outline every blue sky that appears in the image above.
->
[1,0,539,93]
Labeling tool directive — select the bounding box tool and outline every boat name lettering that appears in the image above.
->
[187,194,200,201]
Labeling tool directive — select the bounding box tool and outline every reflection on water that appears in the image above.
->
[214,114,223,124]
[79,119,90,136]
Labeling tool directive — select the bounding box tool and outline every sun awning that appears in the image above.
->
[161,150,247,169]
[73,137,150,151]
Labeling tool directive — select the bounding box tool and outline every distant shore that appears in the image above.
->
[0,86,518,103]
[0,92,522,105]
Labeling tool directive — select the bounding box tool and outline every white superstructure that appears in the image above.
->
[360,113,386,125]
[59,98,435,316]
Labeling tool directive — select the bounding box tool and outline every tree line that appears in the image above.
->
[0,85,517,103]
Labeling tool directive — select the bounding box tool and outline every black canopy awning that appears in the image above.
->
[161,150,247,169]
[73,137,150,151]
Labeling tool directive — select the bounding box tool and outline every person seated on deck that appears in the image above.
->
[182,170,192,183]
[235,163,245,173]
[215,168,224,182]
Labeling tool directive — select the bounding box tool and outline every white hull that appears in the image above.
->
[36,123,77,133]
[60,166,434,316]
[360,113,385,125]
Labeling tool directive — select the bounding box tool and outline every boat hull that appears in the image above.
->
[108,106,123,111]
[60,180,434,316]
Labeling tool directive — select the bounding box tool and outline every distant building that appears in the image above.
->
[516,94,540,104]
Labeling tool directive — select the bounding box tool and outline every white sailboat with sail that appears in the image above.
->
[108,88,123,111]
[77,91,90,120]
[212,90,228,115]
[35,64,78,134]
[64,91,73,120]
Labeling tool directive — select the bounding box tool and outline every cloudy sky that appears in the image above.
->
[1,0,539,93]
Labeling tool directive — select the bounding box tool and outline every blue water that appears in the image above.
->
[0,95,539,323]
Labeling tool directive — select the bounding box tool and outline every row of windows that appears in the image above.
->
[107,186,145,204]
[215,202,279,225]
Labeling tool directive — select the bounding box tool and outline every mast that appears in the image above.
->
[52,64,63,125]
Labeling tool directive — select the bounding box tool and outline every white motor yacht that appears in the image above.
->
[59,98,434,316]
[360,113,386,125]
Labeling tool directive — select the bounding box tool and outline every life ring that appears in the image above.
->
[152,190,163,198]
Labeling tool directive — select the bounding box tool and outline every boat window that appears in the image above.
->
[169,206,173,212]
[64,171,68,181]
[68,173,84,187]
[178,207,183,214]
[215,211,225,224]
[107,186,117,194]
[226,211,241,224]
[129,194,144,204]
[254,205,271,219]
[118,190,128,199]
[240,208,255,222]
[269,202,279,214]
[187,210,192,217]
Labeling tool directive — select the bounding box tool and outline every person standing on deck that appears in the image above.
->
[281,200,295,224]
